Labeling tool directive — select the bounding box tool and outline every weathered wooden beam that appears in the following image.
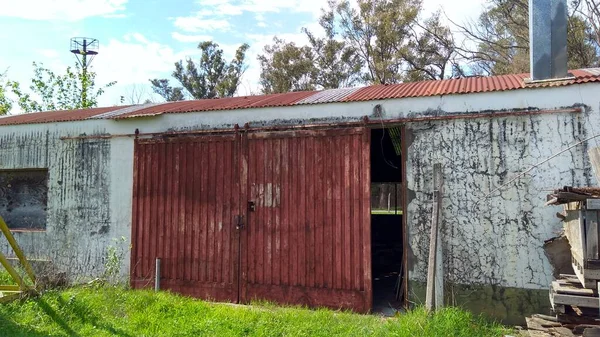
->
[552,292,600,308]
[588,147,600,185]
[0,216,36,284]
[586,210,599,260]
[0,252,26,290]
[0,285,20,291]
[552,281,595,296]
[425,163,443,311]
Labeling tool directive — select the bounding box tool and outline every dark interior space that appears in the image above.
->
[370,128,403,316]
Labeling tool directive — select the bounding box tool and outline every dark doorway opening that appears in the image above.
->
[370,128,403,316]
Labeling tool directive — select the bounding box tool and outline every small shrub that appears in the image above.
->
[102,236,128,285]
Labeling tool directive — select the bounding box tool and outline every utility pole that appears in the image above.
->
[70,37,99,108]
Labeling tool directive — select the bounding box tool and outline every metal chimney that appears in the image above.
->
[529,0,569,81]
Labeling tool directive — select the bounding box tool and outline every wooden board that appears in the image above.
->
[588,211,600,261]
[564,206,586,269]
[553,280,596,296]
[549,326,577,337]
[588,147,600,185]
[552,292,600,309]
[584,327,600,337]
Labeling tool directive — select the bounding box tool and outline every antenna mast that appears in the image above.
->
[70,37,99,108]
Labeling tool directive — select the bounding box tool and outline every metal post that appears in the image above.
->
[155,258,160,291]
[81,39,88,107]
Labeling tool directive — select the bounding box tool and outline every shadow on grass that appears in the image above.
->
[56,295,133,337]
[35,298,80,337]
[0,313,52,337]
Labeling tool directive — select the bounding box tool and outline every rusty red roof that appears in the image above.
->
[0,106,129,126]
[113,91,317,119]
[0,68,598,126]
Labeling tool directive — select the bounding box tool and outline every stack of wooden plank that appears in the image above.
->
[523,195,600,336]
[525,314,600,336]
[551,275,599,318]
[523,274,600,336]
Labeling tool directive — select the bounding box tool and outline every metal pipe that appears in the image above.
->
[155,258,160,291]
[60,107,583,140]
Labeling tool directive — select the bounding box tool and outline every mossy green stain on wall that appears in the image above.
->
[409,281,551,326]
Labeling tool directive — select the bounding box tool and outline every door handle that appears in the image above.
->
[235,215,244,230]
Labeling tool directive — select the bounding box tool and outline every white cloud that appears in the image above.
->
[171,32,214,43]
[174,16,232,33]
[38,49,60,59]
[255,13,267,27]
[195,0,325,17]
[85,33,202,106]
[0,0,128,21]
[94,33,194,86]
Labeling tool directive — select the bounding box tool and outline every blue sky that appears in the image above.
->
[0,0,485,110]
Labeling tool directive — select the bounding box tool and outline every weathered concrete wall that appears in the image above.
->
[0,123,131,281]
[400,84,600,324]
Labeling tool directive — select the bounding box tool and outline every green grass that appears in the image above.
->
[0,286,512,337]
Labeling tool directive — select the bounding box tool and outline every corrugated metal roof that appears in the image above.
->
[580,68,600,76]
[92,103,163,119]
[343,73,527,101]
[0,68,598,126]
[114,91,317,119]
[0,106,126,126]
[294,87,361,104]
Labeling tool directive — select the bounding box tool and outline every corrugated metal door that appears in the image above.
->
[241,128,372,312]
[130,134,241,302]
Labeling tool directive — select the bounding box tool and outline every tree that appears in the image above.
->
[573,0,600,49]
[0,71,11,115]
[403,11,461,81]
[151,41,249,101]
[8,62,115,113]
[333,0,422,84]
[149,79,185,102]
[258,37,317,94]
[302,1,363,89]
[120,84,154,105]
[452,0,599,75]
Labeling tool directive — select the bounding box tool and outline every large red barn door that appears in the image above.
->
[130,134,241,303]
[241,128,372,312]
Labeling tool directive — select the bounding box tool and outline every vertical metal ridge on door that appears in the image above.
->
[242,128,372,312]
[130,135,240,302]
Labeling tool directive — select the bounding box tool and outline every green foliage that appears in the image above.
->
[259,0,457,92]
[8,62,115,113]
[0,71,11,115]
[334,0,422,84]
[0,287,512,336]
[148,79,185,102]
[151,41,250,101]
[458,0,599,75]
[102,237,129,285]
[258,37,317,94]
[403,11,459,81]
[304,2,363,89]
